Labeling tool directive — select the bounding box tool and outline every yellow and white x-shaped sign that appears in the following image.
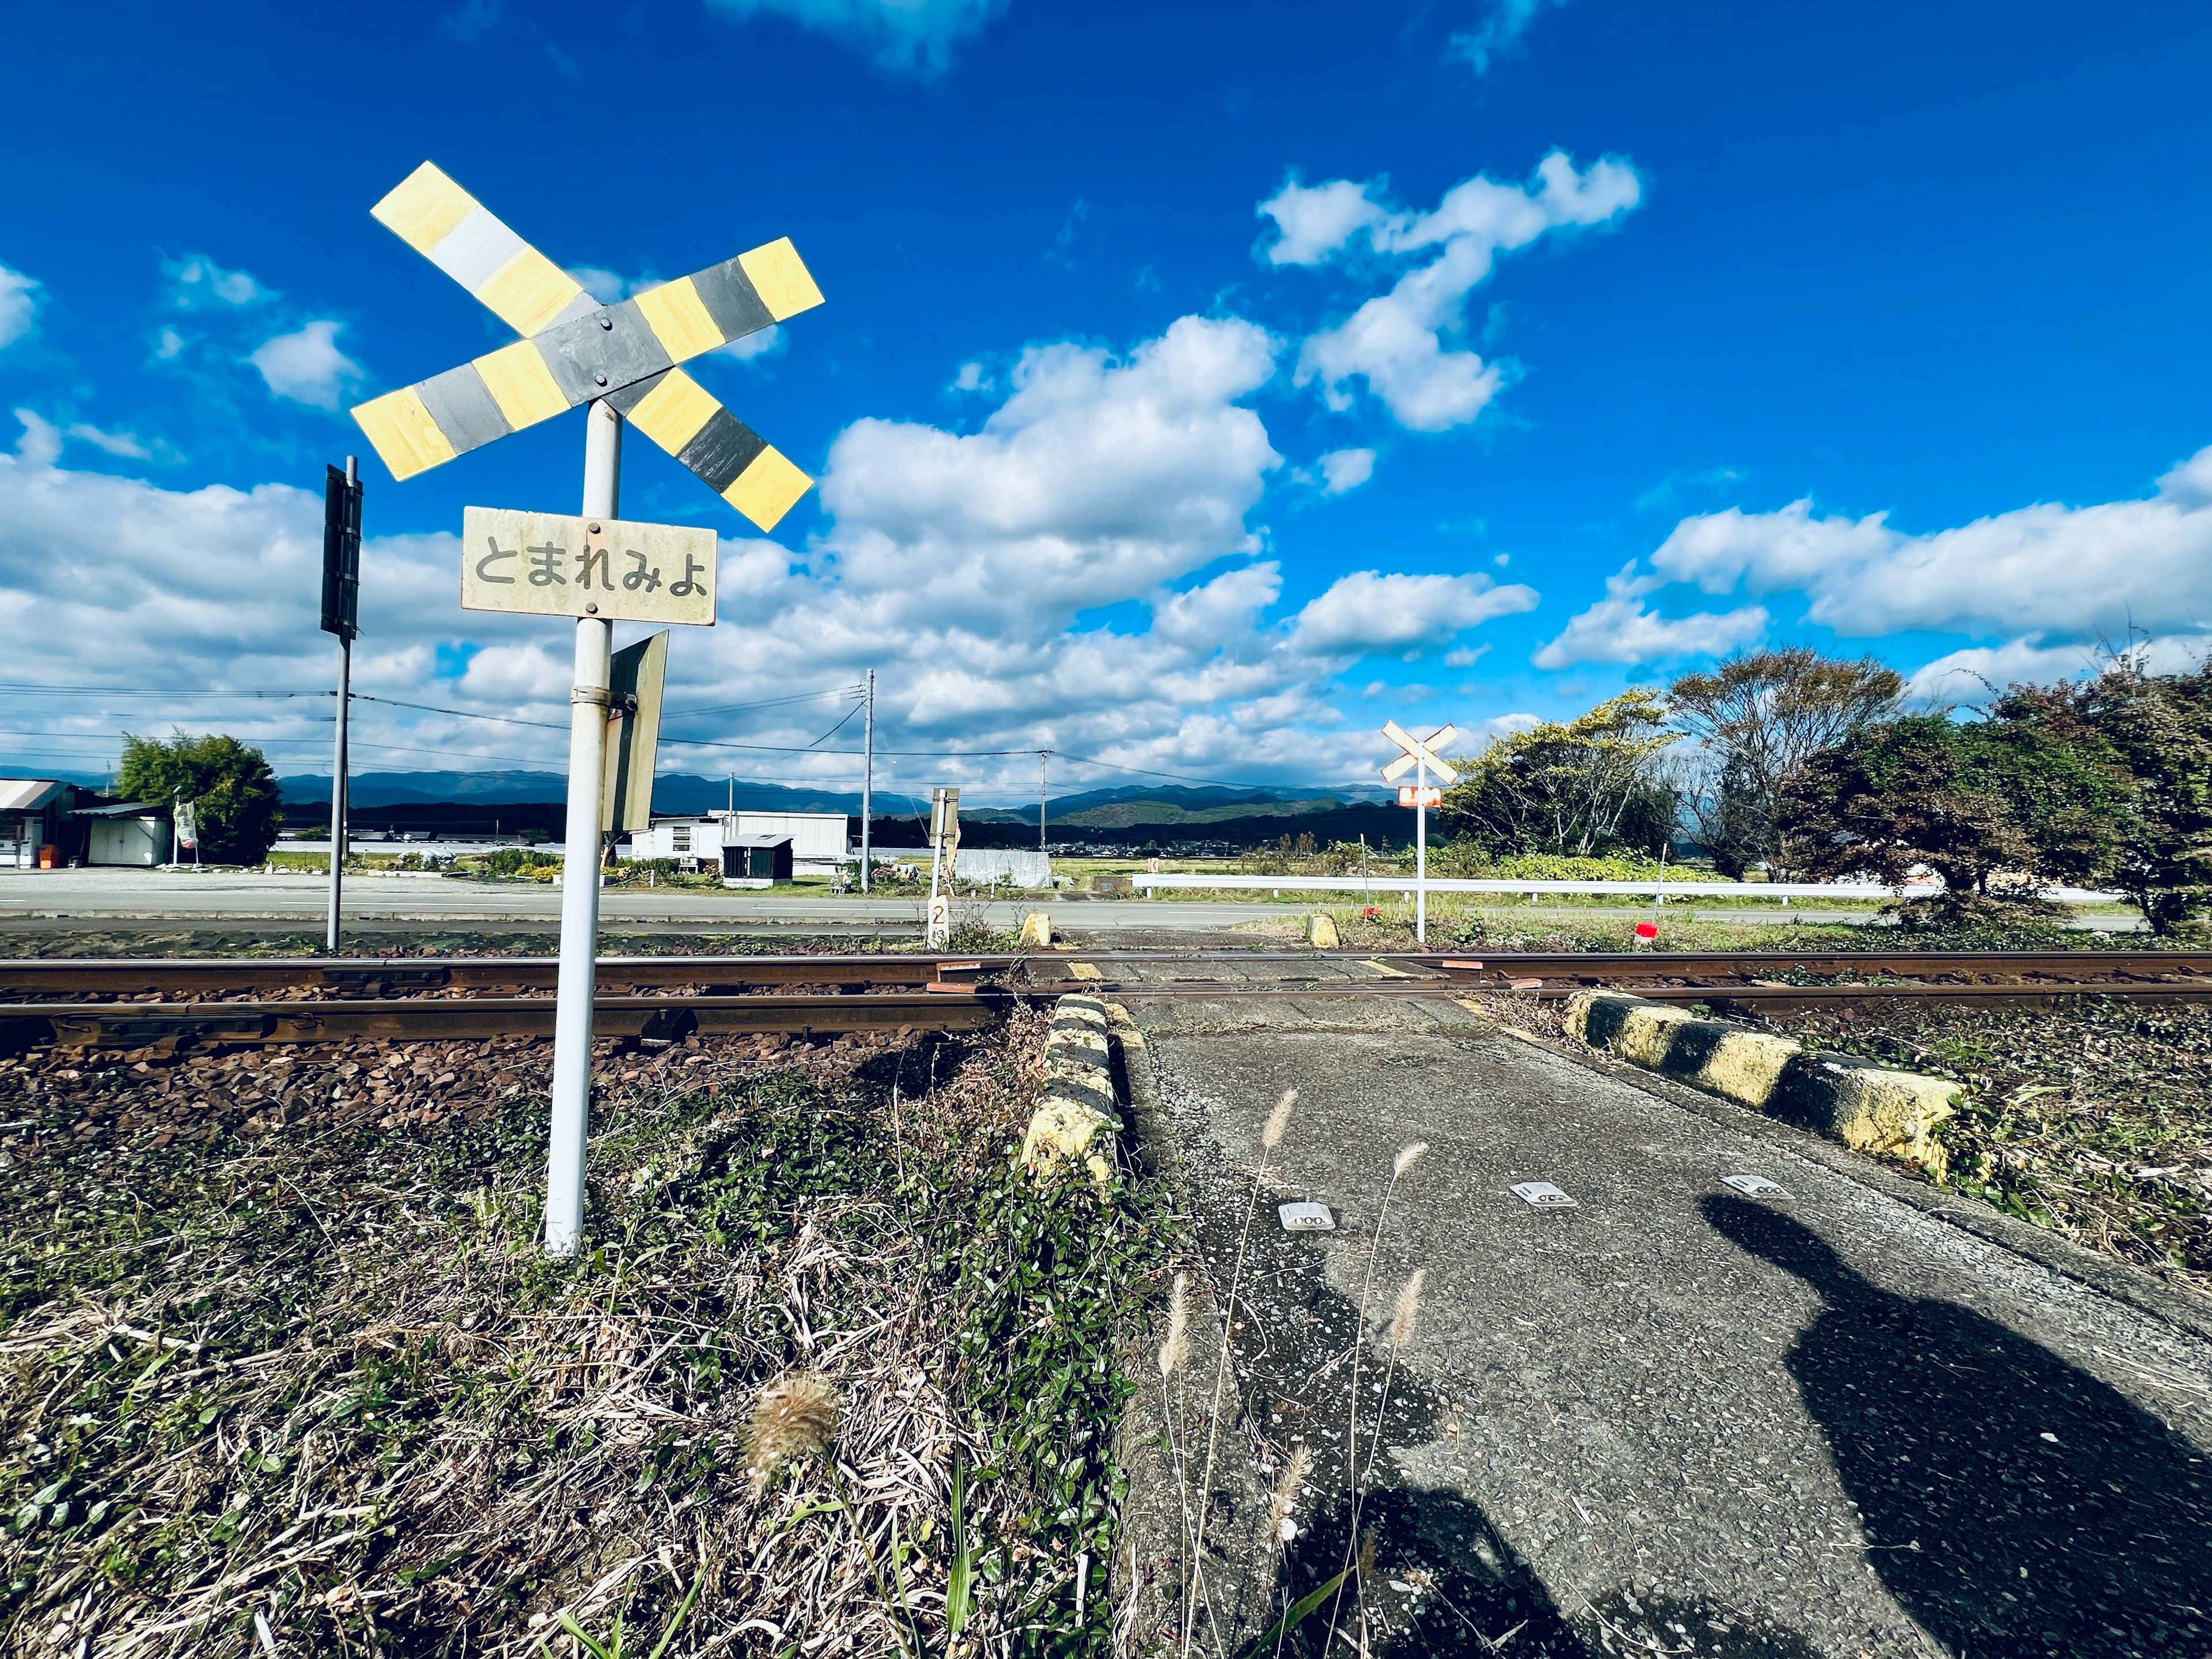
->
[1380,720,1460,786]
[350,162,823,531]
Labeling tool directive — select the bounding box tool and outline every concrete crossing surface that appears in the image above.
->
[1109,959,2212,1658]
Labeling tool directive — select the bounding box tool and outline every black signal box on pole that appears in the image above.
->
[320,463,362,639]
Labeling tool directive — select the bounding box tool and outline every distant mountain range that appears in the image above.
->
[268,772,1387,819]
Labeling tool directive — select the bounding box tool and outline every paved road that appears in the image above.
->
[1114,964,2212,1657]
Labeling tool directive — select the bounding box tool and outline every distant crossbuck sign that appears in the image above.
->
[350,162,823,533]
[461,507,717,626]
[1380,721,1459,789]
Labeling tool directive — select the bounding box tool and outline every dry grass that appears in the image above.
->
[1,1007,1164,1656]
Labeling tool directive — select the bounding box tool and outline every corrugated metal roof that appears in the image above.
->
[70,801,163,819]
[0,780,68,812]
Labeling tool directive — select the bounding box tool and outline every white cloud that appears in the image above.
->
[1316,447,1376,494]
[950,361,990,393]
[12,409,60,467]
[1290,570,1539,657]
[1257,179,1391,267]
[1448,0,1567,74]
[1533,562,1766,668]
[0,264,41,351]
[0,310,1543,796]
[1646,442,2212,646]
[1443,644,1490,669]
[247,320,363,411]
[161,255,270,312]
[65,422,155,460]
[1272,152,1641,430]
[1907,635,2212,706]
[703,0,1006,75]
[718,323,783,363]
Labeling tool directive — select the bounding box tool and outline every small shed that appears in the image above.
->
[0,779,78,868]
[75,801,171,867]
[721,835,793,885]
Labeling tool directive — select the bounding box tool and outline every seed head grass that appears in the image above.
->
[0,1005,1166,1656]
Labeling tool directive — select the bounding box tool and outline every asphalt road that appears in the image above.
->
[1,868,2145,939]
[1120,970,2212,1657]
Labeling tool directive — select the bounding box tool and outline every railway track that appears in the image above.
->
[1,948,2207,1050]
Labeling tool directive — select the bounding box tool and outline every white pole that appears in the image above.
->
[171,790,180,868]
[325,457,355,956]
[544,398,620,1258]
[1415,752,1427,946]
[860,669,874,893]
[1039,749,1048,855]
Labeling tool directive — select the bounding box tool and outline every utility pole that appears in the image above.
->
[543,400,620,1260]
[1039,748,1049,855]
[320,457,362,955]
[861,668,874,893]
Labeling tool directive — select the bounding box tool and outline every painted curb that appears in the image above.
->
[1565,989,1960,1178]
[1019,993,1122,1184]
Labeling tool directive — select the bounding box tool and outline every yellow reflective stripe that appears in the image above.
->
[351,388,457,481]
[371,162,478,255]
[476,247,587,337]
[722,445,813,532]
[736,238,824,322]
[634,276,726,364]
[473,340,569,429]
[626,368,719,453]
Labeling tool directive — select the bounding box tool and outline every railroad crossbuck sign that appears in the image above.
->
[1380,722,1459,790]
[349,162,823,533]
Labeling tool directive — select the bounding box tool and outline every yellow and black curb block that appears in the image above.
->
[1019,994,1123,1185]
[1565,990,1960,1178]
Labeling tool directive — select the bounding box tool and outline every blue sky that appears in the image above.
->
[3,0,2209,802]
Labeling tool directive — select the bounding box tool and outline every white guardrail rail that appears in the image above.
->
[1130,874,2123,904]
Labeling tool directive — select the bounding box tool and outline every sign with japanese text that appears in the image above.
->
[1396,785,1442,808]
[460,506,717,626]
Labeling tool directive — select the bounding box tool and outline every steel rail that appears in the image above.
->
[0,987,1007,1052]
[2,948,2209,1001]
[1037,977,2212,1010]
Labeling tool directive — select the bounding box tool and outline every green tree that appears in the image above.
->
[1439,690,1679,860]
[1779,706,2131,921]
[1668,647,1904,877]
[116,730,283,865]
[2011,659,2212,935]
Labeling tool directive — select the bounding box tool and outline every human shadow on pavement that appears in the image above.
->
[1277,1484,1820,1657]
[1703,1192,2212,1658]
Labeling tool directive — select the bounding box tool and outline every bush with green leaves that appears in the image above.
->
[115,732,282,865]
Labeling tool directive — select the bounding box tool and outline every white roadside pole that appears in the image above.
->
[542,400,621,1257]
[1380,720,1459,948]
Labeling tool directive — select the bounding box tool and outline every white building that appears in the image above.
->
[620,811,849,879]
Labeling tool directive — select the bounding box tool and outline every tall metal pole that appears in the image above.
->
[1415,752,1427,946]
[1039,749,1048,854]
[325,455,357,955]
[860,668,874,893]
[544,399,620,1258]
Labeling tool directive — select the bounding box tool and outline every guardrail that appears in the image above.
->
[1128,874,2124,904]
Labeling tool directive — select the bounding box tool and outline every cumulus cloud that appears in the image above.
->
[1290,570,1538,657]
[1645,442,2212,647]
[0,307,1543,793]
[247,320,363,411]
[704,0,1006,76]
[1533,563,1766,668]
[0,264,42,351]
[1262,152,1641,430]
[161,255,270,312]
[1448,0,1567,74]
[1316,448,1376,494]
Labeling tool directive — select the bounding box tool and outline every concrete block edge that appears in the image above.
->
[1565,988,1957,1179]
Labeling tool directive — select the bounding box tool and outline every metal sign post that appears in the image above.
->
[1381,720,1458,945]
[320,458,362,953]
[927,785,959,948]
[348,160,825,1257]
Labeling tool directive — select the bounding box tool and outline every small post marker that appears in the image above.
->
[320,458,361,955]
[1381,720,1458,946]
[926,786,960,950]
[348,161,827,1257]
